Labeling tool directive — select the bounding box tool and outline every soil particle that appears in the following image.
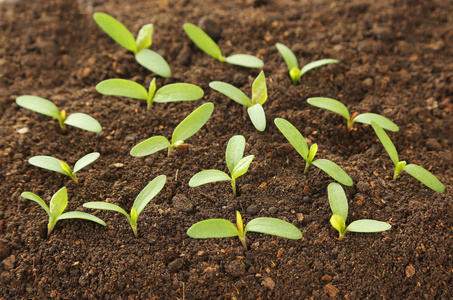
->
[225,259,247,277]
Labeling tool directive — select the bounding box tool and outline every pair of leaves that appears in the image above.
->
[189,135,254,196]
[328,183,391,239]
[183,23,264,69]
[21,187,106,236]
[28,152,100,184]
[371,122,445,193]
[210,71,268,131]
[16,96,102,133]
[307,97,399,132]
[274,118,353,186]
[83,175,167,238]
[93,12,171,78]
[276,43,339,85]
[130,102,214,157]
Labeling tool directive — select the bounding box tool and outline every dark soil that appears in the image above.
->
[1,0,452,299]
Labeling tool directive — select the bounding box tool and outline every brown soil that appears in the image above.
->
[1,0,452,299]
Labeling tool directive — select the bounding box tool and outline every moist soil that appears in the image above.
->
[1,0,452,299]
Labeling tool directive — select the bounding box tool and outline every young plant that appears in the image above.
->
[187,211,302,249]
[21,187,106,237]
[210,71,268,131]
[83,175,166,238]
[274,118,353,186]
[276,43,339,85]
[96,78,204,111]
[93,12,171,78]
[130,102,214,157]
[183,23,264,69]
[16,95,102,133]
[328,182,391,240]
[307,97,399,132]
[189,135,254,196]
[28,152,100,184]
[371,121,445,193]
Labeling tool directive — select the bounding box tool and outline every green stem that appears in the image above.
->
[167,147,172,157]
[231,179,237,197]
[69,173,79,184]
[303,163,310,175]
[239,236,247,249]
[132,226,138,238]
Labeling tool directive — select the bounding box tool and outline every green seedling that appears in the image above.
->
[371,121,445,193]
[83,175,166,238]
[274,118,353,186]
[130,102,214,157]
[93,12,171,78]
[187,211,302,249]
[276,43,339,85]
[96,78,204,111]
[189,135,254,196]
[21,187,106,237]
[28,152,100,184]
[210,71,268,131]
[328,182,391,240]
[183,23,264,69]
[307,97,399,132]
[16,95,102,133]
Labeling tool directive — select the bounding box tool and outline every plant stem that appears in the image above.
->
[69,173,79,184]
[231,180,237,197]
[303,163,310,175]
[239,236,247,249]
[132,226,138,238]
[167,147,172,157]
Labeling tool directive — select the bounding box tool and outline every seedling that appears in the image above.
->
[16,95,102,133]
[187,211,302,249]
[183,23,264,68]
[28,152,100,184]
[210,71,268,131]
[93,12,171,78]
[83,175,166,238]
[371,121,445,193]
[96,78,204,111]
[274,118,353,186]
[276,43,338,85]
[130,102,214,157]
[307,97,399,132]
[21,187,106,237]
[189,135,254,196]
[328,182,391,240]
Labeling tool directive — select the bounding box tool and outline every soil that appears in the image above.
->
[1,0,452,299]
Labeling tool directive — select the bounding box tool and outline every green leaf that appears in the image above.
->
[312,159,353,186]
[172,102,214,145]
[403,164,446,193]
[300,59,339,77]
[183,23,222,60]
[130,136,170,157]
[231,155,254,180]
[307,143,318,164]
[330,214,346,236]
[371,121,399,167]
[307,97,350,120]
[57,211,107,227]
[148,78,157,101]
[327,183,349,221]
[226,135,246,174]
[96,79,148,100]
[275,43,299,72]
[135,49,172,78]
[187,219,239,238]
[73,152,100,173]
[245,218,302,239]
[247,104,266,132]
[353,113,399,132]
[83,202,130,220]
[251,71,267,105]
[133,175,167,216]
[274,118,308,160]
[21,192,51,216]
[225,54,264,68]
[28,156,67,175]
[64,113,102,133]
[93,12,137,53]
[16,95,61,120]
[189,170,231,187]
[135,23,153,52]
[209,81,252,107]
[153,83,204,103]
[347,220,391,233]
[49,187,68,219]
[289,67,302,85]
